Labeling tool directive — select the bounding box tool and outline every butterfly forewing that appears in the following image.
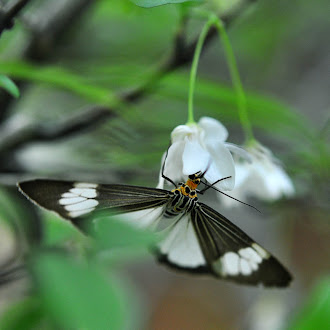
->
[18,180,171,223]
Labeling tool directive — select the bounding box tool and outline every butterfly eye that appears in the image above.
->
[190,190,196,196]
[185,186,191,194]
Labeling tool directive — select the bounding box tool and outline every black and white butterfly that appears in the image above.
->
[18,169,292,287]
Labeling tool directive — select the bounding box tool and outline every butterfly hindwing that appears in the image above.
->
[157,213,208,271]
[156,202,291,287]
[191,203,292,287]
[18,180,171,223]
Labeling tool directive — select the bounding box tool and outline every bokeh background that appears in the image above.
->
[0,0,329,329]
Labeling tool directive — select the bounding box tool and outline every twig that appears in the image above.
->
[0,0,95,122]
[0,0,30,36]
[0,0,256,169]
[0,106,113,154]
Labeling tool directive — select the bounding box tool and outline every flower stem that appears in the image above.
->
[187,17,214,125]
[213,17,255,141]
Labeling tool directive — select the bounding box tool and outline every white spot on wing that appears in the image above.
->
[214,245,269,277]
[64,199,99,212]
[60,184,99,218]
[74,182,98,188]
[80,189,97,198]
[159,215,205,268]
[68,187,97,198]
[61,192,76,198]
[239,247,262,263]
[69,208,95,218]
[240,258,252,275]
[252,243,270,259]
[59,197,87,205]
[69,188,85,195]
[222,252,240,275]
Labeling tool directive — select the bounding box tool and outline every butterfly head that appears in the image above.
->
[170,172,202,199]
[186,172,203,190]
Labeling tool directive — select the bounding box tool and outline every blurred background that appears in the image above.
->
[0,0,329,329]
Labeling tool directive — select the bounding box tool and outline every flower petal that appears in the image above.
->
[204,140,235,191]
[225,143,252,162]
[171,124,195,143]
[162,141,185,184]
[233,162,250,188]
[199,117,228,142]
[253,164,295,200]
[182,138,210,175]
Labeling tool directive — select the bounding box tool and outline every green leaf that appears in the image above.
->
[0,74,19,98]
[90,212,157,250]
[33,253,129,330]
[0,187,43,247]
[41,210,83,246]
[288,277,330,330]
[131,0,201,8]
[0,297,47,330]
[0,61,119,106]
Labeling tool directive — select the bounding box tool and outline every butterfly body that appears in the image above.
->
[18,175,292,287]
[165,175,199,216]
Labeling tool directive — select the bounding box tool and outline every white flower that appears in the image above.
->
[158,116,246,191]
[220,141,295,207]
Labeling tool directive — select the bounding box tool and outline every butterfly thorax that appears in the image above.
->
[164,174,201,217]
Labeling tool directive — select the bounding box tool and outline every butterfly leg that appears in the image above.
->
[161,142,177,188]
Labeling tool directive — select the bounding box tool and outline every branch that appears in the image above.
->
[0,106,113,154]
[0,0,256,169]
[0,0,30,36]
[0,0,95,122]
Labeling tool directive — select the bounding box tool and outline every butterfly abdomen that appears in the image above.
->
[164,185,198,218]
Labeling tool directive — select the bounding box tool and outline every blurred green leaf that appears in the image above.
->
[0,188,17,227]
[0,297,48,330]
[0,75,19,98]
[0,187,42,247]
[0,61,119,106]
[41,211,83,246]
[131,0,201,8]
[33,253,128,330]
[288,277,330,330]
[159,73,314,141]
[91,212,157,250]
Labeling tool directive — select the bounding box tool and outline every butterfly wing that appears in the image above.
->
[158,202,292,287]
[192,202,292,286]
[157,213,208,271]
[18,180,292,286]
[18,180,171,227]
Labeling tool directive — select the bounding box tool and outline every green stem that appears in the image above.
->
[213,17,255,141]
[187,17,214,125]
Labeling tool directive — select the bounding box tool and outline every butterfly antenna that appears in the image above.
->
[200,158,212,178]
[199,176,232,193]
[201,180,261,213]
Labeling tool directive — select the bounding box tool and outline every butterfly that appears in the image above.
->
[17,165,292,287]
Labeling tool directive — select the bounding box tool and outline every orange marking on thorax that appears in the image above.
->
[186,179,198,190]
[179,186,187,195]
